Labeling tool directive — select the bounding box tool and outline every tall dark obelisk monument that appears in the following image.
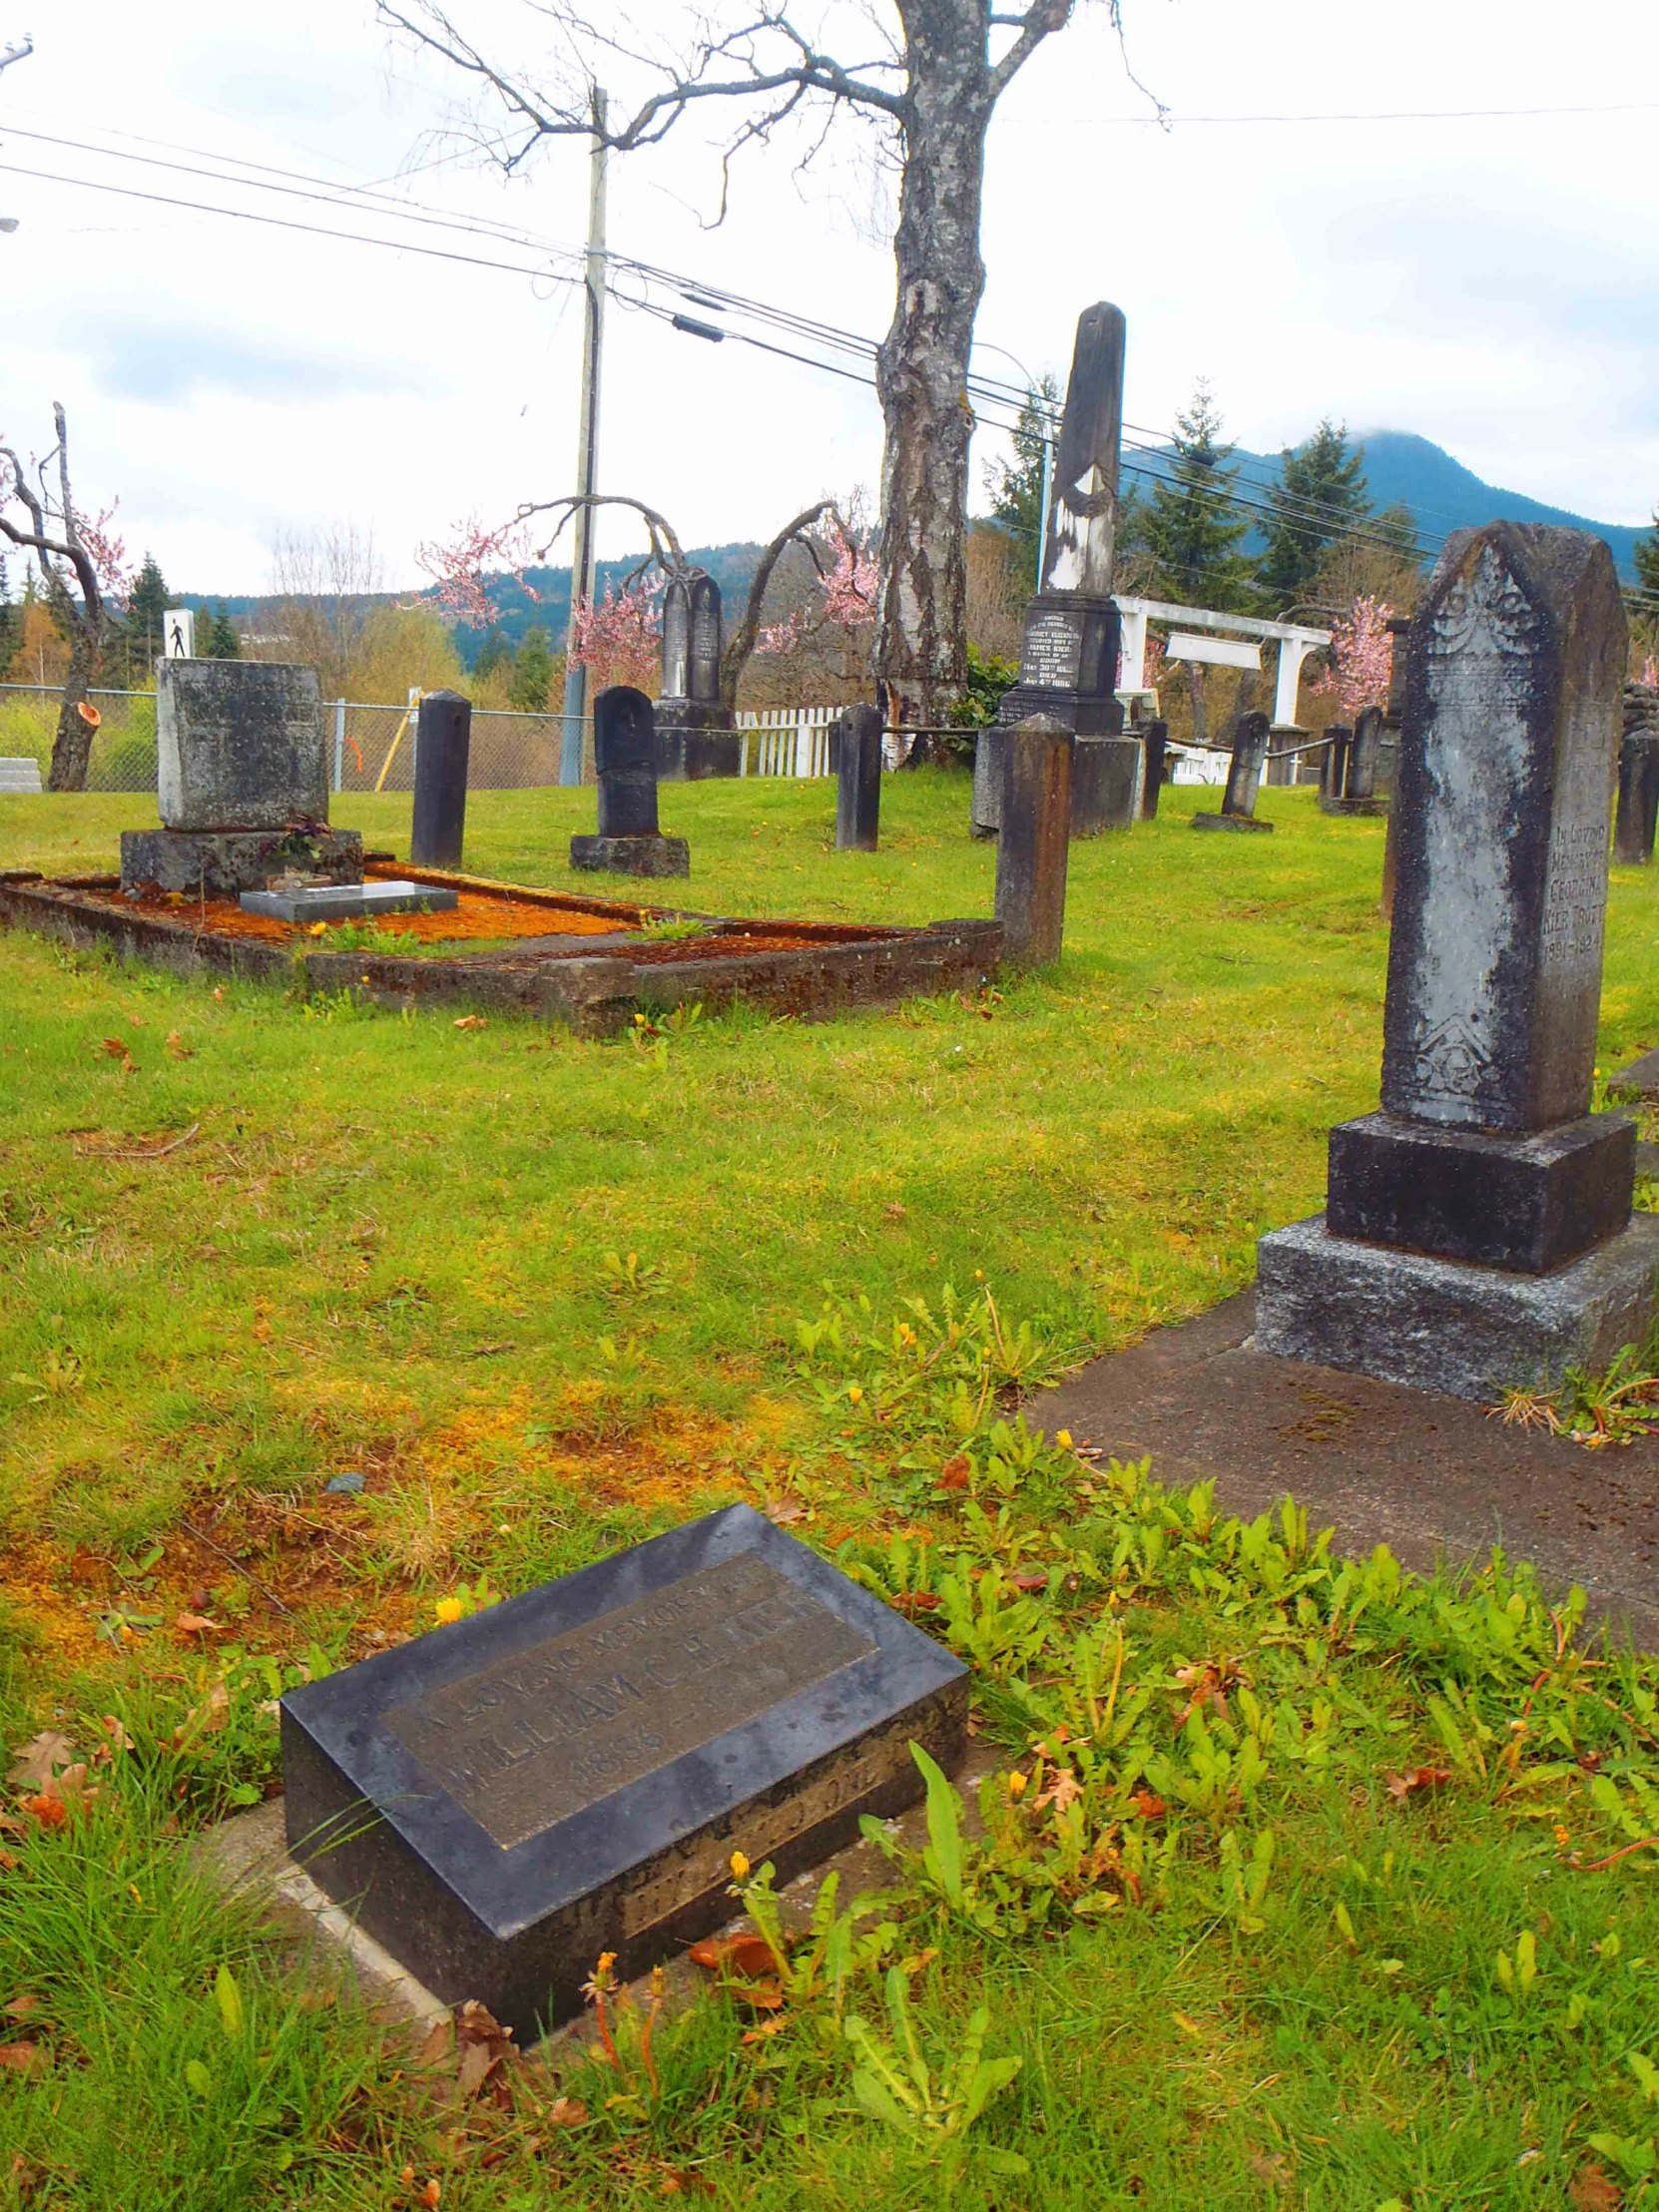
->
[975,302,1141,836]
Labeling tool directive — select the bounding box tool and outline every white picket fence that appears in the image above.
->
[735,705,841,778]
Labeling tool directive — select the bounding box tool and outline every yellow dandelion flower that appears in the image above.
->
[434,1595,464,1625]
[1007,1771,1028,1800]
[847,1384,863,1403]
[1057,1429,1073,1450]
[729,1851,750,1881]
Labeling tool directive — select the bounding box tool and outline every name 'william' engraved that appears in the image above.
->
[384,1554,875,1851]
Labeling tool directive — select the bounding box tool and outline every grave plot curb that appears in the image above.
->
[0,867,1002,1035]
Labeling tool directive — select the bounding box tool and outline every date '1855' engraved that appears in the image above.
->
[385,1554,875,1851]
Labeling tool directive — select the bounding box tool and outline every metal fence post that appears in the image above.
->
[332,699,345,793]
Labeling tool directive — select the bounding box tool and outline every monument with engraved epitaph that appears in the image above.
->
[280,1504,966,2033]
[973,301,1142,837]
[656,572,741,781]
[1256,522,1659,1400]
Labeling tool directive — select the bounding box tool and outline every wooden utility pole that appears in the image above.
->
[559,86,608,788]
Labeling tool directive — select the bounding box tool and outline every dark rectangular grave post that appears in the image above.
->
[1139,719,1168,821]
[834,704,882,851]
[1319,724,1352,807]
[1256,521,1659,1401]
[279,1504,967,2037]
[1614,686,1659,865]
[1322,706,1388,819]
[410,690,472,867]
[975,301,1141,837]
[571,687,690,878]
[995,715,1072,966]
[1193,710,1273,832]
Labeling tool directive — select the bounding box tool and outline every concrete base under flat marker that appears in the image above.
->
[240,879,459,922]
[1192,812,1272,832]
[1031,1291,1659,1645]
[200,1759,994,2053]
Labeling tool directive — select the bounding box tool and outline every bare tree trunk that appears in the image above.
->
[47,626,97,792]
[873,0,993,731]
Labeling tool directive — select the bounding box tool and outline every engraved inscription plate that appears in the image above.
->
[385,1555,875,1851]
[1019,608,1083,690]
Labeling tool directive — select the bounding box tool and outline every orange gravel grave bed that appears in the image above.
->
[77,882,640,948]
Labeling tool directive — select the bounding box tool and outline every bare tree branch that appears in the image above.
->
[721,499,833,698]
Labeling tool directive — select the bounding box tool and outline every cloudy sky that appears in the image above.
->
[1,0,1654,594]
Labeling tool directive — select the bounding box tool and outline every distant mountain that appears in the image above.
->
[1223,430,1648,581]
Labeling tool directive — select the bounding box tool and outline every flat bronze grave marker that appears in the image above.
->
[280,1505,966,2034]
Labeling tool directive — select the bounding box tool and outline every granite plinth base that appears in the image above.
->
[1320,796,1389,818]
[655,704,741,783]
[241,880,458,923]
[1192,812,1272,833]
[1071,736,1144,833]
[1327,1110,1636,1274]
[279,1505,967,2035]
[120,827,363,897]
[1254,1212,1659,1402]
[569,833,690,879]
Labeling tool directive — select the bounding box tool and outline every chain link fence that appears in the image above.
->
[0,686,862,792]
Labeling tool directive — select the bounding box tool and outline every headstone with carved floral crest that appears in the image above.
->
[1255,522,1659,1400]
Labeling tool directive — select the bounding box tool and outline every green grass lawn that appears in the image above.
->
[6,773,1659,2209]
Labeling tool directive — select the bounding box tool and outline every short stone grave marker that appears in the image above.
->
[1256,521,1659,1399]
[995,715,1072,966]
[834,703,882,851]
[410,690,472,868]
[280,1503,967,2033]
[570,688,691,878]
[1615,684,1659,866]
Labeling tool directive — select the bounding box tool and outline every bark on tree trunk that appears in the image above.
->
[873,0,993,734]
[47,628,97,793]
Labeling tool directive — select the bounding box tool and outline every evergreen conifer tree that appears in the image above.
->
[984,374,1061,600]
[1141,380,1252,609]
[125,553,171,675]
[472,628,513,685]
[509,627,554,713]
[203,606,241,659]
[1257,422,1373,607]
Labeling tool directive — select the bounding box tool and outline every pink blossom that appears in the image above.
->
[1318,595,1394,720]
[756,514,877,658]
[417,516,541,625]
[570,578,662,691]
[1641,654,1659,690]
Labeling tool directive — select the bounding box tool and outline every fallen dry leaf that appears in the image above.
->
[545,2095,588,2127]
[1569,2161,1625,2211]
[8,1732,74,1791]
[890,1590,940,1615]
[937,1453,971,1490]
[174,1613,220,1637]
[97,1037,134,1068]
[5,1997,38,2021]
[0,2045,40,2074]
[764,1500,806,1526]
[1035,1769,1082,1815]
[452,1015,488,1031]
[688,1934,779,1981]
[1385,1765,1454,1802]
[1129,1788,1168,1821]
[1008,1568,1048,1593]
[164,1031,195,1061]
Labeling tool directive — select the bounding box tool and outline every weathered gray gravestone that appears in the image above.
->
[280,1504,967,2034]
[1319,724,1353,809]
[1615,685,1659,866]
[995,716,1072,966]
[975,301,1140,837]
[1193,711,1272,832]
[1256,522,1659,1400]
[410,690,472,867]
[656,572,741,782]
[1321,705,1388,818]
[834,704,882,851]
[570,687,690,879]
[119,660,363,896]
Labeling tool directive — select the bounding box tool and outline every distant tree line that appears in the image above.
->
[0,547,241,689]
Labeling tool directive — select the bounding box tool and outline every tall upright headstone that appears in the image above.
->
[1321,705,1388,818]
[1256,523,1659,1401]
[994,716,1073,966]
[410,690,472,867]
[1614,684,1659,866]
[1193,711,1272,832]
[570,687,690,878]
[119,660,363,896]
[834,704,882,852]
[657,571,741,781]
[974,302,1141,837]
